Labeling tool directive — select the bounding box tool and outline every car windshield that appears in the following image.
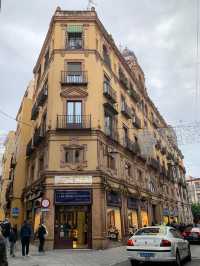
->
[135,227,166,236]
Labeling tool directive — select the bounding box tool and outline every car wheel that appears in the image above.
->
[130,259,139,266]
[186,245,191,262]
[175,250,182,266]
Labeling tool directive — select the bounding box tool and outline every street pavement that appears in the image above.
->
[7,244,200,266]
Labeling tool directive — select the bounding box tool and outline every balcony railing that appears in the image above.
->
[103,102,118,115]
[149,158,160,171]
[132,116,142,129]
[61,71,88,85]
[103,82,117,103]
[31,103,39,120]
[105,126,119,142]
[121,102,132,118]
[56,115,91,130]
[122,137,141,155]
[67,38,83,50]
[26,139,34,157]
[33,127,45,146]
[122,137,133,152]
[128,88,140,103]
[37,85,48,107]
[119,68,129,90]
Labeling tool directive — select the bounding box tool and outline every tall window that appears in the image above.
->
[105,112,113,136]
[121,96,126,111]
[123,126,128,146]
[66,25,83,49]
[107,153,116,170]
[103,45,111,68]
[66,101,82,126]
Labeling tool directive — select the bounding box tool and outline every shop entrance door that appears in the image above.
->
[54,205,91,249]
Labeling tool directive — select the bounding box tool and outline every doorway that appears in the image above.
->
[54,205,91,249]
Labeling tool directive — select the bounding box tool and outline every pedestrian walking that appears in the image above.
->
[0,229,8,266]
[9,227,17,257]
[37,223,48,253]
[20,220,32,257]
[1,218,11,249]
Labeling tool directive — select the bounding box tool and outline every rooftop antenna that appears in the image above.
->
[87,0,97,10]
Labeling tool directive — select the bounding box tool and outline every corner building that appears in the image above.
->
[23,7,192,249]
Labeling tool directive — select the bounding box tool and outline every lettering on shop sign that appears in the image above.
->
[55,190,92,205]
[107,191,122,207]
[127,197,138,210]
[55,175,92,184]
[163,208,170,216]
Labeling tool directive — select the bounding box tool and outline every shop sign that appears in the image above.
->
[163,208,170,216]
[12,208,19,217]
[127,197,138,210]
[55,190,91,205]
[41,199,50,208]
[55,176,92,184]
[174,208,179,217]
[140,200,148,211]
[107,191,121,207]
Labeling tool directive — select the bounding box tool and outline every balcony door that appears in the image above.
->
[66,101,82,128]
[67,62,82,84]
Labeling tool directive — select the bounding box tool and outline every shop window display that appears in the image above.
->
[54,205,89,249]
[128,210,138,236]
[107,207,122,241]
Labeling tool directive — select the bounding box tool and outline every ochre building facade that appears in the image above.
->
[1,8,192,249]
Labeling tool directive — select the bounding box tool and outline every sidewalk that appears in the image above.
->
[8,245,128,266]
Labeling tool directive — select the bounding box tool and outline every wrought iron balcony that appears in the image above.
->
[122,137,141,155]
[56,115,91,130]
[26,139,34,157]
[128,88,140,103]
[33,126,45,147]
[132,116,142,129]
[105,126,119,142]
[37,85,48,107]
[122,137,133,152]
[103,82,117,103]
[103,102,118,115]
[67,38,83,50]
[61,71,88,85]
[149,158,160,171]
[119,68,129,90]
[31,103,39,120]
[152,117,160,128]
[121,102,132,118]
[160,166,167,177]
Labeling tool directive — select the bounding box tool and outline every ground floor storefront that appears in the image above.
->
[23,176,191,249]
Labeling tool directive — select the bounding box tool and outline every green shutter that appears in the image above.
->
[67,25,83,33]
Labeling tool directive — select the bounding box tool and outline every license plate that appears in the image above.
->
[140,252,155,258]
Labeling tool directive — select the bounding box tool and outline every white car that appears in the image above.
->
[127,226,191,266]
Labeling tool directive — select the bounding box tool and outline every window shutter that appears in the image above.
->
[67,25,83,33]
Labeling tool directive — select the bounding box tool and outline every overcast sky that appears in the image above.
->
[0,0,199,177]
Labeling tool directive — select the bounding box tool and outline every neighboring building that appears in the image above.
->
[0,131,15,220]
[2,7,192,249]
[186,176,200,204]
[7,81,34,229]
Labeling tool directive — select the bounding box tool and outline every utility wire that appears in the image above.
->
[0,109,33,128]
